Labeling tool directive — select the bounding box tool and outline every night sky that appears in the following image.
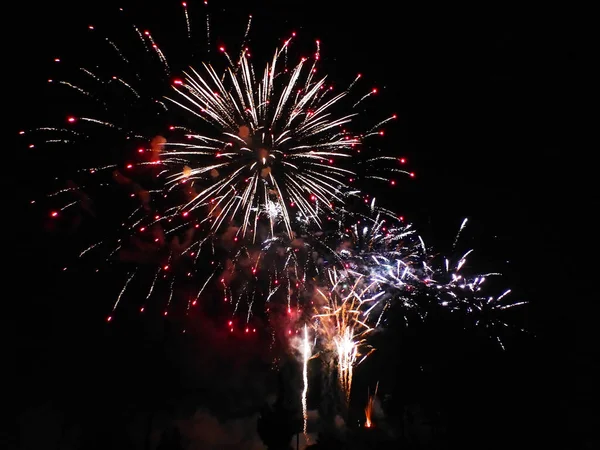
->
[8,1,593,449]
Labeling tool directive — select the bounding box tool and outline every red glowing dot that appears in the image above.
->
[67,116,76,123]
[50,211,58,217]
[391,180,396,185]
[399,216,404,221]
[221,279,225,283]
[290,202,295,207]
[228,321,232,326]
[140,227,146,232]
[195,224,200,228]
[107,316,112,322]
[126,164,133,169]
[357,73,362,78]
[310,195,316,201]
[182,211,189,217]
[230,328,233,332]
[253,328,256,333]
[19,131,25,135]
[274,280,279,285]
[287,308,291,314]
[138,148,144,153]
[88,25,94,30]
[219,46,225,52]
[372,88,378,94]
[234,237,238,242]
[252,269,256,274]
[288,330,292,335]
[54,58,60,62]
[164,311,168,316]
[182,2,186,6]
[245,328,249,333]
[379,131,384,136]
[399,158,406,164]
[410,172,415,178]
[154,215,160,220]
[29,144,35,148]
[329,159,333,164]
[292,32,296,36]
[144,31,150,35]
[164,265,169,270]
[173,79,183,85]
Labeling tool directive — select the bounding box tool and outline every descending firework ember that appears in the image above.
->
[364,381,379,428]
[26,5,408,324]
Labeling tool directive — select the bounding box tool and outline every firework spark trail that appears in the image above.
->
[453,217,468,249]
[142,269,161,312]
[364,381,378,428]
[301,324,312,435]
[182,2,191,38]
[237,15,252,65]
[142,30,170,74]
[205,3,210,54]
[108,271,137,321]
[79,241,103,257]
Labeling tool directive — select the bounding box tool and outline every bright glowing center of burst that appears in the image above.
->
[257,147,269,163]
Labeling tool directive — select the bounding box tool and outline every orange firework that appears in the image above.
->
[313,269,375,402]
[364,381,379,428]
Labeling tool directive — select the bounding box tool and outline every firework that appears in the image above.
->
[312,269,376,402]
[301,324,315,436]
[24,5,528,429]
[364,381,379,428]
[330,202,527,348]
[27,6,409,326]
